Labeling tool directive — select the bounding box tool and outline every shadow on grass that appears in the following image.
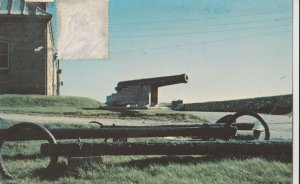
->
[82,107,204,122]
[88,106,146,118]
[104,107,142,118]
[116,155,213,169]
[116,154,292,169]
[2,153,44,160]
[31,162,69,181]
[23,154,291,181]
[82,107,142,118]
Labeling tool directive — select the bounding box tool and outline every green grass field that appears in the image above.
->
[0,155,293,184]
[0,95,205,122]
[0,95,293,183]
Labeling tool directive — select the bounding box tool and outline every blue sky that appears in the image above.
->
[48,0,292,103]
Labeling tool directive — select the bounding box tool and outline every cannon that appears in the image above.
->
[107,74,188,107]
[115,73,188,91]
[0,112,291,179]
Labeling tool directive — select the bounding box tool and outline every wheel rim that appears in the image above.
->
[0,122,57,179]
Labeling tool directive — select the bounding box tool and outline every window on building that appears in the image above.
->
[0,41,9,69]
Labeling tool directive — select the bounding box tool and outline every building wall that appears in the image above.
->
[46,21,58,96]
[0,17,50,94]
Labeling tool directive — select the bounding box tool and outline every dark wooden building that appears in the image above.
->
[0,0,60,95]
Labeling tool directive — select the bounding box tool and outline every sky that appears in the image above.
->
[48,0,293,103]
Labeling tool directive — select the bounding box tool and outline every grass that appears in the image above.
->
[0,146,293,184]
[0,122,293,183]
[0,94,108,115]
[0,95,206,122]
[0,94,103,107]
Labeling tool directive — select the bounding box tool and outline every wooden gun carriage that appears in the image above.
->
[0,111,292,179]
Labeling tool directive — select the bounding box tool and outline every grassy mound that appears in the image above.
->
[0,94,103,108]
[0,95,205,122]
[0,95,107,116]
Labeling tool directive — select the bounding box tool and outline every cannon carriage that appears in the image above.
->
[0,111,292,179]
[107,74,189,107]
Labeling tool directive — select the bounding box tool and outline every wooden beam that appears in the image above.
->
[41,140,292,158]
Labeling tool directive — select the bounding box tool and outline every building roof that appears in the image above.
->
[0,0,51,16]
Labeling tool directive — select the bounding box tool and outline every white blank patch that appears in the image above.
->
[25,0,53,2]
[57,0,108,60]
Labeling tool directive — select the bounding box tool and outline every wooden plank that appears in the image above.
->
[41,140,292,158]
[0,125,237,140]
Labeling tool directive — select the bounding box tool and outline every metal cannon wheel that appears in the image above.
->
[216,111,270,140]
[0,122,58,179]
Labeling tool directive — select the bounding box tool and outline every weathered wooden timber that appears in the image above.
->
[41,140,292,157]
[0,124,238,141]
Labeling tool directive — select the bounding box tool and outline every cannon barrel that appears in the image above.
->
[116,73,188,91]
[0,124,237,141]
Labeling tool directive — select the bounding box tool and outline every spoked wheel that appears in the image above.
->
[216,111,270,140]
[0,123,58,179]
